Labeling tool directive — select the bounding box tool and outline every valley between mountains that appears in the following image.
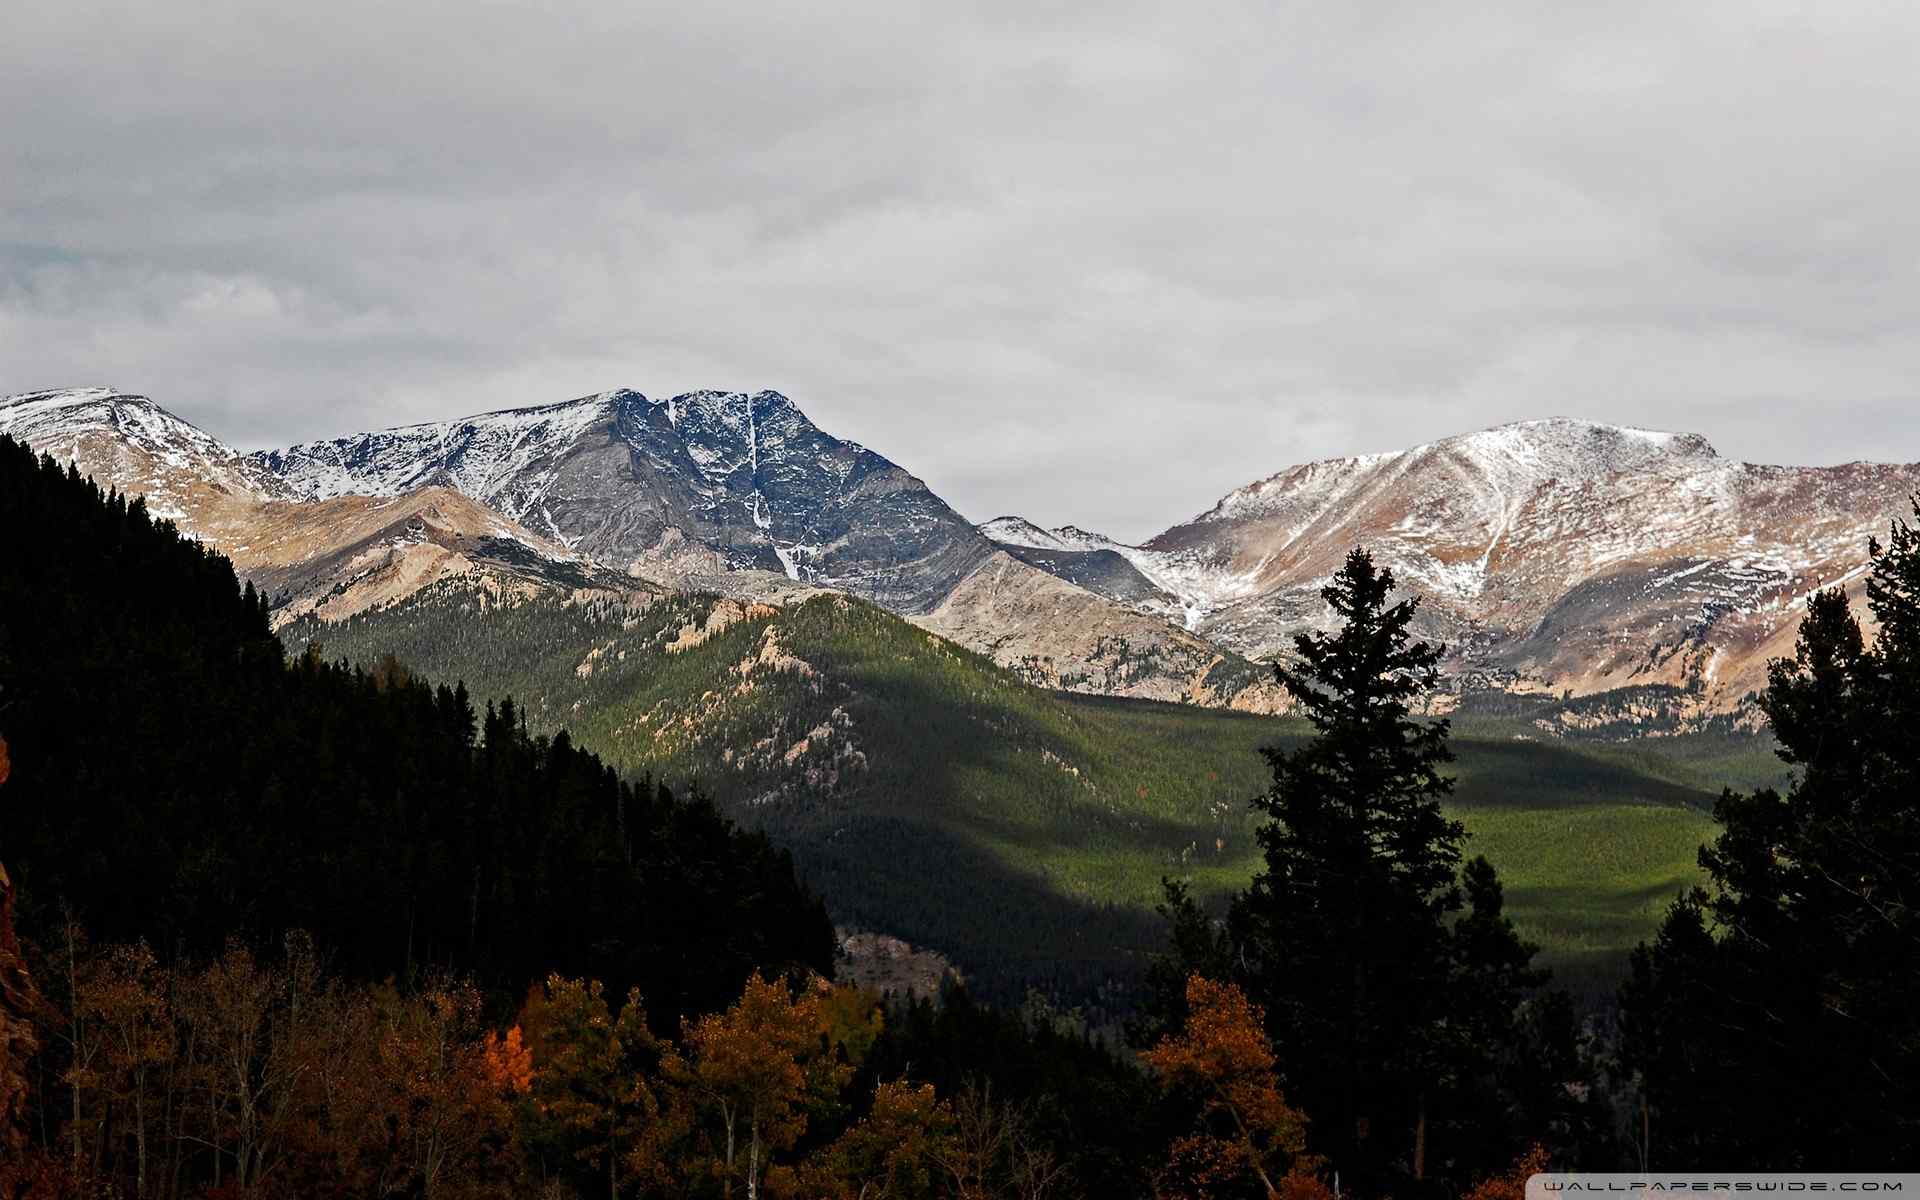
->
[6,383,1904,1003]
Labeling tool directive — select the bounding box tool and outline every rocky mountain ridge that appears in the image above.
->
[253,387,993,613]
[0,387,639,626]
[986,418,1920,706]
[13,388,1913,716]
[5,386,1269,708]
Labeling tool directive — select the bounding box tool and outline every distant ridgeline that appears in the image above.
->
[0,435,833,1019]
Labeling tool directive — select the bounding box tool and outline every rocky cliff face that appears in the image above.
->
[913,551,1284,711]
[252,388,994,614]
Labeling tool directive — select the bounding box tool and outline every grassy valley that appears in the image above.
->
[284,584,1737,1008]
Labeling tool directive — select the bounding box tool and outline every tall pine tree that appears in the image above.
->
[1153,549,1546,1189]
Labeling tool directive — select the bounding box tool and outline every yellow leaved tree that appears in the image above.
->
[671,973,858,1200]
[1145,975,1329,1200]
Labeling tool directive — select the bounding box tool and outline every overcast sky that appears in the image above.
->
[5,1,1918,540]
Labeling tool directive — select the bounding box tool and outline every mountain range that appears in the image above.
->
[8,380,1877,997]
[6,384,1915,721]
[984,419,1919,713]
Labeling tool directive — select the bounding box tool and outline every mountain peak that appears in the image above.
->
[0,385,241,466]
[245,385,987,610]
[1424,417,1720,467]
[3,384,120,408]
[978,517,1128,553]
[1193,416,1723,530]
[0,386,286,518]
[640,388,803,430]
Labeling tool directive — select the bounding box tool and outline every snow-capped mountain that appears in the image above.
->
[2,384,1275,708]
[252,388,994,614]
[17,384,1913,717]
[0,387,623,626]
[0,387,289,521]
[986,418,1920,705]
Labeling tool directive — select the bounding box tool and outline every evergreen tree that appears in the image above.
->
[1156,550,1545,1188]
[1620,501,1920,1166]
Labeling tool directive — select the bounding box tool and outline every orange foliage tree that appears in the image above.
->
[672,974,858,1200]
[3,726,56,1200]
[1145,975,1326,1200]
[1461,1143,1550,1200]
[483,1024,534,1096]
[793,1078,956,1200]
[372,980,522,1199]
[73,941,171,1196]
[525,975,671,1200]
[1,735,33,1148]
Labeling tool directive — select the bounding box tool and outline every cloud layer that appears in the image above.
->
[5,0,1918,540]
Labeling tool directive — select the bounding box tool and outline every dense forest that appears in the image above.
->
[0,435,832,1018]
[6,429,1919,1194]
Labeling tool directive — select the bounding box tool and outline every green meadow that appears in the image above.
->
[289,587,1763,1008]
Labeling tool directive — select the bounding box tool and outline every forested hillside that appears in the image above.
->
[0,435,832,1018]
[285,577,1736,1006]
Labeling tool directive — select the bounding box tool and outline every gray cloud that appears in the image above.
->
[4,0,1918,540]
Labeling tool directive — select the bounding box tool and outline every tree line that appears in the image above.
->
[0,884,1551,1200]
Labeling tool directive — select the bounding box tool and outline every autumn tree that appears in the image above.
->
[179,933,330,1196]
[51,914,106,1173]
[1460,1144,1550,1200]
[0,870,28,1152]
[795,1079,955,1200]
[1145,975,1319,1200]
[483,1023,535,1097]
[918,1080,1067,1200]
[371,980,521,1199]
[1,737,44,1159]
[525,975,669,1200]
[673,974,854,1200]
[74,941,173,1197]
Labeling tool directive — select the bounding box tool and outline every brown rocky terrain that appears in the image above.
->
[915,552,1285,711]
[989,419,1920,710]
[0,389,634,628]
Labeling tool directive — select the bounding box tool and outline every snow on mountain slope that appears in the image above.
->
[1130,420,1735,625]
[252,391,618,534]
[978,517,1128,554]
[2,387,614,628]
[914,551,1284,710]
[995,418,1920,705]
[7,384,1224,704]
[0,387,288,521]
[980,512,1276,632]
[252,388,996,614]
[24,385,1910,717]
